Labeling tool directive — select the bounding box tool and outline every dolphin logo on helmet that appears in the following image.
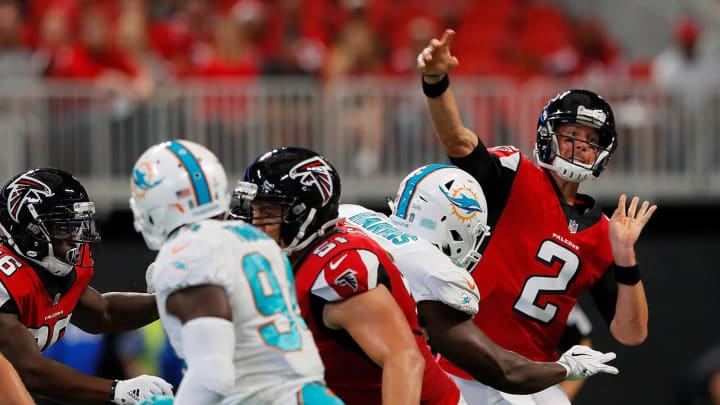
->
[439,186,483,222]
[132,162,165,198]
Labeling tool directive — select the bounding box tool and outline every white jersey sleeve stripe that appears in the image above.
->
[499,152,521,172]
[310,270,342,301]
[0,282,10,308]
[358,249,379,290]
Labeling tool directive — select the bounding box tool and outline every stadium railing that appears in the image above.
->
[1,77,718,213]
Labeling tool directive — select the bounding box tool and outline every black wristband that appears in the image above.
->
[422,74,449,98]
[109,379,118,401]
[613,263,641,285]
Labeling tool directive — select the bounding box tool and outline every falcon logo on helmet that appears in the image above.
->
[289,157,334,206]
[6,175,53,222]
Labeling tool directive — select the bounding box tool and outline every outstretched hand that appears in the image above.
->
[417,29,459,79]
[556,345,619,381]
[608,194,657,265]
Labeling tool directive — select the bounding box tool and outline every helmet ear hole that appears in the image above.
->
[442,244,451,256]
[450,229,463,241]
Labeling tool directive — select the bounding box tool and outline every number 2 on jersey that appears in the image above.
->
[243,253,306,352]
[513,240,580,324]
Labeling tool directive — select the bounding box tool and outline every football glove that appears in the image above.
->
[556,345,619,381]
[112,375,174,404]
[146,262,155,294]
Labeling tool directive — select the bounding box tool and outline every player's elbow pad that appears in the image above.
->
[180,317,236,397]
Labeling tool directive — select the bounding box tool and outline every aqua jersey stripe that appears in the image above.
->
[166,141,212,205]
[395,164,454,219]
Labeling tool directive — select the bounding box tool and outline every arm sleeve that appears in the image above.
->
[402,245,480,316]
[448,142,503,188]
[449,144,520,231]
[174,317,235,405]
[419,269,480,316]
[590,267,618,325]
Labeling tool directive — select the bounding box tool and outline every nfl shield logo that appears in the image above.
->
[568,219,579,234]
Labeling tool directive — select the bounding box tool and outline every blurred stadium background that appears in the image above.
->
[0,0,718,404]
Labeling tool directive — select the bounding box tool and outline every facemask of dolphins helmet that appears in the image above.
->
[0,168,101,276]
[389,164,490,272]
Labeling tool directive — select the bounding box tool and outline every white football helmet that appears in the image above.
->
[389,164,490,272]
[129,140,230,250]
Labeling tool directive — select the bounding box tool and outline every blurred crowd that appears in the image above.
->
[0,0,717,98]
[0,0,685,96]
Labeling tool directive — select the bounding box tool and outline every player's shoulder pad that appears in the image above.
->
[0,247,34,297]
[422,266,480,316]
[488,145,520,157]
[153,227,233,297]
[487,145,521,171]
[338,203,366,219]
[310,248,383,302]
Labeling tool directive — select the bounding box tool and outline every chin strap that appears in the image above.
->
[283,215,341,256]
[534,147,595,183]
[36,253,74,277]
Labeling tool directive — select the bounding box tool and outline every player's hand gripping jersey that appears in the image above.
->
[443,145,613,373]
[339,204,479,316]
[0,245,92,351]
[152,219,325,405]
[293,223,461,405]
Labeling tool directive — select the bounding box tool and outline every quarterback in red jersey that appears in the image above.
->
[233,147,462,405]
[417,30,656,404]
[0,168,173,404]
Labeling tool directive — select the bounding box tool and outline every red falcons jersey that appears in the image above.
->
[441,146,614,376]
[0,245,93,351]
[293,224,460,405]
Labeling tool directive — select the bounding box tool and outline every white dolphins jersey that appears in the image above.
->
[153,219,325,405]
[339,204,480,316]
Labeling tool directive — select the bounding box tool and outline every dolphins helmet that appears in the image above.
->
[0,168,100,276]
[389,165,490,272]
[130,140,230,250]
[535,89,617,182]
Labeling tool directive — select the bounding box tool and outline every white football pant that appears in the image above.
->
[450,375,570,405]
